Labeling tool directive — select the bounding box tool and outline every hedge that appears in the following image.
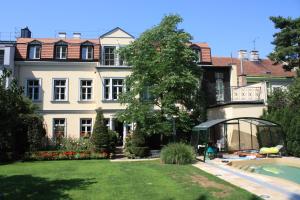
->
[24,150,112,161]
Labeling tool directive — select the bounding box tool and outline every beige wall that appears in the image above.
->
[16,29,135,139]
[207,104,266,150]
[17,61,132,138]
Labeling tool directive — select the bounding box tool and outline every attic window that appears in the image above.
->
[55,41,68,60]
[192,47,201,63]
[81,42,94,60]
[28,41,42,60]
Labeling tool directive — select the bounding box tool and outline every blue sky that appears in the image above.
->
[0,0,299,58]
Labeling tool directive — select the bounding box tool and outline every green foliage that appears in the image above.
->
[268,16,300,71]
[91,108,110,152]
[263,77,300,157]
[58,138,94,151]
[117,14,206,137]
[125,129,149,158]
[108,130,118,152]
[25,150,109,161]
[26,115,46,152]
[160,143,196,165]
[0,69,45,161]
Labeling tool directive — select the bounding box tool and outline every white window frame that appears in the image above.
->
[80,118,93,138]
[52,78,68,101]
[81,46,93,60]
[29,45,41,59]
[102,46,117,66]
[79,79,93,101]
[26,78,42,101]
[55,45,67,59]
[103,77,125,101]
[53,118,67,138]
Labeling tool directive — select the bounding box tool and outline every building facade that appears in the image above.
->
[203,50,296,151]
[15,27,211,145]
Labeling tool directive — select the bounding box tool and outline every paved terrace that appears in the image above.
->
[193,158,300,200]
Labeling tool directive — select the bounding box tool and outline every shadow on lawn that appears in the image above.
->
[0,175,96,200]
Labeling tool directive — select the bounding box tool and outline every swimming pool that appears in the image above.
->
[253,163,300,184]
[228,158,300,185]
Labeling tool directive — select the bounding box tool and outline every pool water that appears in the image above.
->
[253,163,300,184]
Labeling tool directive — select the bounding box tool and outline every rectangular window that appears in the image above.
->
[80,80,92,100]
[103,78,124,100]
[0,50,4,65]
[215,72,224,102]
[29,46,41,59]
[104,46,116,65]
[53,79,67,101]
[53,118,66,138]
[27,79,40,101]
[193,49,201,63]
[55,46,67,59]
[81,46,93,60]
[80,118,92,138]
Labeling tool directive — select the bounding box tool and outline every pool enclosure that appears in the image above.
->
[191,117,284,162]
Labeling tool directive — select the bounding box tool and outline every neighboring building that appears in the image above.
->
[202,50,296,151]
[14,27,212,145]
[0,40,15,87]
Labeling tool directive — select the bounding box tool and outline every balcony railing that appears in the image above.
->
[230,86,262,102]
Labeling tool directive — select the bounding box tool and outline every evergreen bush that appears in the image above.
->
[91,108,110,152]
[262,77,300,157]
[126,129,149,158]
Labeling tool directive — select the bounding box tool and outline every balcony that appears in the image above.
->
[230,86,262,102]
[212,85,266,106]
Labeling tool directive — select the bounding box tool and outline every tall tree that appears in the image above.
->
[0,69,44,160]
[117,14,205,136]
[268,16,300,72]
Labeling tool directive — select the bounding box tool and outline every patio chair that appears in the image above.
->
[259,145,283,157]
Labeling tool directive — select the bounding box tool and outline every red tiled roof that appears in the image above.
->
[15,38,100,61]
[190,43,212,63]
[212,56,295,77]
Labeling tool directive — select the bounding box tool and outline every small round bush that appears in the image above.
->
[160,143,196,165]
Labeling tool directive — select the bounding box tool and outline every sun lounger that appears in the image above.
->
[259,145,283,157]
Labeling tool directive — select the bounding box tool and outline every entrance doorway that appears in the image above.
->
[114,119,124,146]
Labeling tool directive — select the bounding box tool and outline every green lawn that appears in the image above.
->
[0,160,260,200]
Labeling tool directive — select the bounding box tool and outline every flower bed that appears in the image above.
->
[24,150,112,161]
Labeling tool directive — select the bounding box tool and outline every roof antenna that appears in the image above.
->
[252,37,259,50]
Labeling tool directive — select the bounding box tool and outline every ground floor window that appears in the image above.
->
[80,118,92,138]
[53,118,66,140]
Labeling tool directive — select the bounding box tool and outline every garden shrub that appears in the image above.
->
[91,108,110,152]
[58,138,94,151]
[160,143,196,165]
[26,116,46,152]
[125,129,149,158]
[24,150,109,161]
[108,130,118,152]
[262,77,300,157]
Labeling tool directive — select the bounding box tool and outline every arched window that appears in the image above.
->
[55,41,68,59]
[81,42,94,60]
[28,40,41,59]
